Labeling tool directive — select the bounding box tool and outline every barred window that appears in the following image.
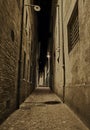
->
[68,2,79,53]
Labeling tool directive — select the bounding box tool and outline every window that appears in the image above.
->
[11,30,15,42]
[23,52,26,79]
[26,11,28,28]
[68,2,79,53]
[25,11,28,35]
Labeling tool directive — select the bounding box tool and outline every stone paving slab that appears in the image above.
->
[0,87,89,130]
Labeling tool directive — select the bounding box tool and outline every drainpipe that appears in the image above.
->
[17,0,25,109]
[56,4,60,59]
[61,0,66,103]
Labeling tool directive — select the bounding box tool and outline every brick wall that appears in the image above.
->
[0,0,38,123]
[0,0,21,123]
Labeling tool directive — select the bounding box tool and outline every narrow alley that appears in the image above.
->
[0,0,90,129]
[0,87,89,130]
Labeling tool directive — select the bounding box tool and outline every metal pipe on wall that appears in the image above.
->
[61,0,66,103]
[17,0,25,109]
[56,4,60,60]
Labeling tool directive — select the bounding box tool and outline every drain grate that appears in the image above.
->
[44,101,61,105]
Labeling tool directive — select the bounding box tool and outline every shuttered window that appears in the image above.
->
[68,2,79,53]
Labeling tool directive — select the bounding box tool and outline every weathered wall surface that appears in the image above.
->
[52,0,90,127]
[63,0,90,127]
[50,0,64,96]
[19,0,32,103]
[0,0,21,122]
[0,0,38,123]
[18,0,38,104]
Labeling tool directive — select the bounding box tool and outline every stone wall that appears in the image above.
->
[63,0,90,127]
[51,0,90,127]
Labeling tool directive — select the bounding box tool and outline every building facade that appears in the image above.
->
[50,0,90,127]
[0,0,38,123]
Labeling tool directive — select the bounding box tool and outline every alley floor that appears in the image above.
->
[0,87,89,130]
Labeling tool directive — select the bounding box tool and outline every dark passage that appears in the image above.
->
[34,0,52,73]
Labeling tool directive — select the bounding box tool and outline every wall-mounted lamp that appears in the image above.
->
[47,54,50,59]
[47,52,50,58]
[25,4,41,11]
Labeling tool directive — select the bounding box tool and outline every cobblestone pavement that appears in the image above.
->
[0,87,89,130]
